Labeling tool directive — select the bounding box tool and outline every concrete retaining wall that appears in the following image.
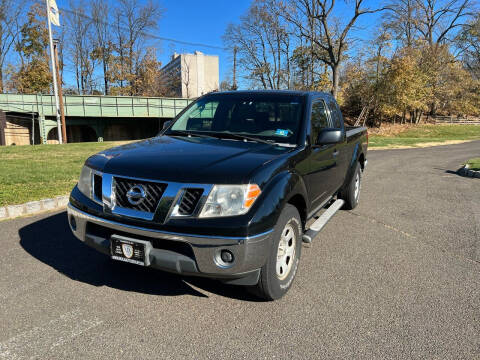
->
[0,195,69,220]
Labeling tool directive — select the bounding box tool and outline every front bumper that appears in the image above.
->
[67,203,273,285]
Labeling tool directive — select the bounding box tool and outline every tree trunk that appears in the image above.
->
[76,66,80,94]
[416,111,423,124]
[103,58,109,95]
[331,64,339,99]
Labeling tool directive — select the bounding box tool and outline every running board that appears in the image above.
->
[302,199,345,243]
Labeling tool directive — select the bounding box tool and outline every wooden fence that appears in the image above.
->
[432,116,480,125]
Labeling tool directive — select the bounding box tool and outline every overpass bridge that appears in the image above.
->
[0,94,193,145]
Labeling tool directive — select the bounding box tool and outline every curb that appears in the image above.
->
[459,166,480,178]
[0,195,69,221]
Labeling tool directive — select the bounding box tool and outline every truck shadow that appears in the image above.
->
[18,212,260,302]
[443,168,470,177]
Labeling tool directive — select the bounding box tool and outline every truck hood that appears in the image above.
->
[86,135,293,184]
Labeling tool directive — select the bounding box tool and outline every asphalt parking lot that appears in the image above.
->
[1,140,479,359]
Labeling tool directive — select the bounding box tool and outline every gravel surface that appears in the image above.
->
[0,140,479,359]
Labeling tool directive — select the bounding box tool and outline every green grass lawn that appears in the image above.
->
[1,124,479,207]
[369,125,480,148]
[465,158,480,171]
[0,141,127,206]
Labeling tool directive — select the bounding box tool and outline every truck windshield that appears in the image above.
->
[166,94,304,145]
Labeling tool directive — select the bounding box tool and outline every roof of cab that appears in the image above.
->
[209,90,332,98]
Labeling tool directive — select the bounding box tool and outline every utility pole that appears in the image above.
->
[31,112,35,145]
[232,46,238,91]
[0,110,6,146]
[53,40,67,143]
[45,0,62,144]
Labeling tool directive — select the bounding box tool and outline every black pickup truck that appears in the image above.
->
[67,91,368,300]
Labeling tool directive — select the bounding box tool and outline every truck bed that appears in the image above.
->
[345,126,367,137]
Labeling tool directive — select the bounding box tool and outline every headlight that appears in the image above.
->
[78,165,93,199]
[199,184,261,218]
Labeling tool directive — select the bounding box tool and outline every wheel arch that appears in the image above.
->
[341,143,364,189]
[358,152,366,171]
[286,193,307,231]
[248,170,308,235]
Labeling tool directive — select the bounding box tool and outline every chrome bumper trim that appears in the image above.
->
[67,203,273,246]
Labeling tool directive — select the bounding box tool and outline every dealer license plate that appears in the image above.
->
[111,235,146,266]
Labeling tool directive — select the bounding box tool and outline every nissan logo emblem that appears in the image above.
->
[126,185,147,205]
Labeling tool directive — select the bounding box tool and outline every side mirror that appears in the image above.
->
[316,129,343,145]
[162,120,172,130]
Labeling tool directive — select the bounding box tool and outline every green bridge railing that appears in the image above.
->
[0,93,193,118]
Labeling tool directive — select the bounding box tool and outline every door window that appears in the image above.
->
[311,100,329,144]
[327,99,342,128]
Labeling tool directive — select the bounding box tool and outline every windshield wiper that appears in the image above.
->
[199,131,275,145]
[220,133,297,147]
[168,130,295,147]
[166,130,215,139]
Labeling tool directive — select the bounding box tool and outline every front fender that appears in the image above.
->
[248,171,308,235]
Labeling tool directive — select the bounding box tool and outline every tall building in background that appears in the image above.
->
[161,51,219,98]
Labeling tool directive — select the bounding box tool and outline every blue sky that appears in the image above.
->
[156,0,382,79]
[53,0,252,87]
[53,0,384,89]
[154,0,383,83]
[158,0,252,79]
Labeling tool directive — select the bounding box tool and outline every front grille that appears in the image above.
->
[178,188,204,215]
[114,177,167,213]
[93,174,102,201]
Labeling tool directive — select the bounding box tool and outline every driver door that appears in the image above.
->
[307,99,337,211]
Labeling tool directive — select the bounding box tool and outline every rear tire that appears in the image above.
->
[339,162,362,210]
[249,204,302,301]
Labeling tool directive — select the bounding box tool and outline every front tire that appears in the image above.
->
[249,204,302,300]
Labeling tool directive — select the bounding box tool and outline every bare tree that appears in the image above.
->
[66,0,96,94]
[280,0,389,98]
[383,0,418,47]
[58,23,66,82]
[224,0,291,89]
[111,9,126,90]
[182,56,191,98]
[0,0,26,91]
[456,13,480,79]
[91,0,112,94]
[116,0,161,95]
[414,0,473,47]
[401,0,475,115]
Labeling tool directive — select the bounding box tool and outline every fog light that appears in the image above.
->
[69,216,77,231]
[220,250,234,263]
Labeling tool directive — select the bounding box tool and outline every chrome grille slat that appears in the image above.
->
[103,174,212,221]
[93,174,102,202]
[148,184,160,198]
[113,177,167,213]
[178,188,204,215]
